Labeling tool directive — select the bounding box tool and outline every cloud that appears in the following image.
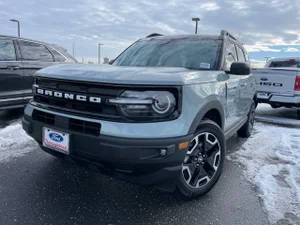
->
[284,47,300,52]
[0,0,300,61]
[244,45,281,53]
[199,2,220,11]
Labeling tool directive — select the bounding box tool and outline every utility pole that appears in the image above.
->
[9,19,20,37]
[98,43,104,64]
[72,42,76,58]
[192,18,200,34]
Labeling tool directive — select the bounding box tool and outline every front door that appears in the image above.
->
[0,39,25,97]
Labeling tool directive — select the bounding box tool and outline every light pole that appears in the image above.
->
[192,17,200,34]
[98,43,104,64]
[9,19,20,37]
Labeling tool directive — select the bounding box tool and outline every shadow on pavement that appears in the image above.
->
[0,108,24,128]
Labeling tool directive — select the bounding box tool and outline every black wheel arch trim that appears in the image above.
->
[188,99,225,134]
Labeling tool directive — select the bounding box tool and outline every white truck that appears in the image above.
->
[253,57,300,119]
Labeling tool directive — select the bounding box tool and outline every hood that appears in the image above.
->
[36,64,222,85]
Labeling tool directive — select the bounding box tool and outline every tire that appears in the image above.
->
[237,101,256,138]
[297,110,300,120]
[176,120,225,199]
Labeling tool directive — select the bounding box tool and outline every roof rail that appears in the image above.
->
[220,30,237,41]
[146,33,163,38]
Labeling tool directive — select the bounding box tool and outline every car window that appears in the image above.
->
[0,39,16,61]
[269,59,300,68]
[51,49,66,62]
[224,42,237,71]
[236,46,246,62]
[19,40,54,62]
[114,39,222,70]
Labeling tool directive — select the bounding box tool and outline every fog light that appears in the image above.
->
[160,149,167,156]
[179,141,189,150]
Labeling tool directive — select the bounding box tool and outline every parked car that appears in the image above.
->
[22,31,256,198]
[0,35,77,110]
[253,57,300,119]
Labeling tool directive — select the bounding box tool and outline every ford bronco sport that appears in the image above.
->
[22,31,256,198]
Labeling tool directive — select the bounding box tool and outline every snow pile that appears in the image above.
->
[0,122,37,162]
[228,122,300,224]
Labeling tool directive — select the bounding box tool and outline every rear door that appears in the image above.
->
[17,40,56,90]
[0,38,25,96]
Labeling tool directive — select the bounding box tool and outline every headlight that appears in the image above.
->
[108,90,177,120]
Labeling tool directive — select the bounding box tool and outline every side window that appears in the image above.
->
[51,49,66,62]
[225,42,237,71]
[19,40,54,62]
[0,39,16,61]
[236,46,246,62]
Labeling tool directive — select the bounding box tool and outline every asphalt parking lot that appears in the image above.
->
[0,109,270,225]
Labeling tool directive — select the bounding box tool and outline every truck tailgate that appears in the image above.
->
[253,68,298,96]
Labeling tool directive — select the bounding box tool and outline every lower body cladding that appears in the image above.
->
[22,104,192,192]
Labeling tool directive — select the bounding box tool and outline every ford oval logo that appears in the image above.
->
[49,133,64,142]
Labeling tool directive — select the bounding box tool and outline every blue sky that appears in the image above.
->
[1,0,299,66]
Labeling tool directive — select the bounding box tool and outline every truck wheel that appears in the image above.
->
[176,120,225,199]
[237,101,256,138]
[297,110,300,120]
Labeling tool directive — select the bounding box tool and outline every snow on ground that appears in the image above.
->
[0,122,37,162]
[228,122,300,225]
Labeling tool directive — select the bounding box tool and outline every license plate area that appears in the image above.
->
[257,92,271,100]
[43,127,70,155]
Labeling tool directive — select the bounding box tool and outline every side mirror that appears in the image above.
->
[109,59,115,65]
[230,62,251,75]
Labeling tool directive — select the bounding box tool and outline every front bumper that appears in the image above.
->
[22,104,192,190]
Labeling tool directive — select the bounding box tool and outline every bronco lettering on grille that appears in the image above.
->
[36,88,102,104]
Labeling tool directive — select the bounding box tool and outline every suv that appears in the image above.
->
[22,31,256,198]
[0,35,77,110]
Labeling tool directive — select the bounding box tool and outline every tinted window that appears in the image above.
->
[51,49,66,62]
[224,42,237,71]
[236,46,246,62]
[269,60,300,68]
[114,39,222,70]
[19,40,53,62]
[0,39,16,61]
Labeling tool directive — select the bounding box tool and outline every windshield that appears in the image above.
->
[114,38,221,70]
[269,60,300,68]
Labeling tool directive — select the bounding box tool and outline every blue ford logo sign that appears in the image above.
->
[49,132,64,142]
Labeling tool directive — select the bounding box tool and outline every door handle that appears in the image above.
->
[240,84,247,87]
[6,66,20,70]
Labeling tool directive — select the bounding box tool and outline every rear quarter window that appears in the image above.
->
[19,40,54,62]
[0,39,16,61]
[51,49,66,62]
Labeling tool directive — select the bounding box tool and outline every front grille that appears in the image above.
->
[34,77,125,120]
[33,77,181,122]
[33,110,100,136]
[69,118,100,136]
[33,110,55,125]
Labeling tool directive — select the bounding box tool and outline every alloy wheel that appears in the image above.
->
[182,132,221,188]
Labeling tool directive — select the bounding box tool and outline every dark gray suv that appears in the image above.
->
[0,35,76,110]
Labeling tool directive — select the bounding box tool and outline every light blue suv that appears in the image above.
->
[22,31,256,198]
